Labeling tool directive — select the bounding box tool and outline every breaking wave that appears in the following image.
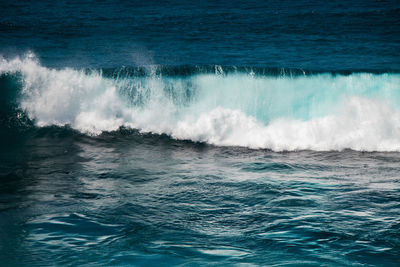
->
[1,54,400,151]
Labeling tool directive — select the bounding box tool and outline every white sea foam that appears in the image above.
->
[1,54,400,151]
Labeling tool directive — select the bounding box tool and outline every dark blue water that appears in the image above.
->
[1,0,400,266]
[1,0,399,70]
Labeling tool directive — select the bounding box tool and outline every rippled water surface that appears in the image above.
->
[1,0,400,265]
[1,130,399,266]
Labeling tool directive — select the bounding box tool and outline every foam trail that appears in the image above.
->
[1,54,400,151]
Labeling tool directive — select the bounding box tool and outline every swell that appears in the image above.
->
[1,54,400,151]
[100,65,400,78]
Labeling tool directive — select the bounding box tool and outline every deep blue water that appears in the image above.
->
[1,0,400,266]
[1,0,399,70]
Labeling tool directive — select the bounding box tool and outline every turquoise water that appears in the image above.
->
[1,0,400,266]
[1,129,400,266]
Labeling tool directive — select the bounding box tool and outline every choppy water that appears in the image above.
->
[1,0,400,266]
[1,128,400,266]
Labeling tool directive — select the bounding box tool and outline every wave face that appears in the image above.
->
[1,54,400,151]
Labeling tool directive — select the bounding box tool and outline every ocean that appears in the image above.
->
[1,0,400,266]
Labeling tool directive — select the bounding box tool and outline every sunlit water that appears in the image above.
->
[1,129,399,266]
[1,0,400,266]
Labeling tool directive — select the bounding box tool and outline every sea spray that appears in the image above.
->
[1,54,400,151]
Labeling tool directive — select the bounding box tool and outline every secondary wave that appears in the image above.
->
[1,54,400,151]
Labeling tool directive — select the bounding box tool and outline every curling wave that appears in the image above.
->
[1,54,400,151]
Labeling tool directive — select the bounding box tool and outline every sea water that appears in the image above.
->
[1,0,399,266]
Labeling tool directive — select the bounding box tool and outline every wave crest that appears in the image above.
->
[1,54,400,151]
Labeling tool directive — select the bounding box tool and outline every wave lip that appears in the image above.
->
[1,54,400,151]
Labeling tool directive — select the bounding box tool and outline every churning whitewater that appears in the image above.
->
[1,54,400,151]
